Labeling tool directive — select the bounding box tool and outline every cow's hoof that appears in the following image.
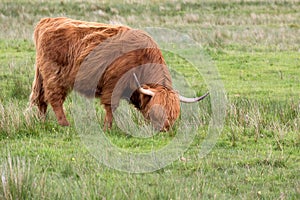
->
[58,120,70,126]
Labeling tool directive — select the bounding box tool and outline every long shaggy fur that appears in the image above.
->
[29,17,180,130]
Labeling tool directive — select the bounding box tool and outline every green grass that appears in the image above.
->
[0,0,300,199]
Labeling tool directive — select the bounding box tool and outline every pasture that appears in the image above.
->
[0,0,299,199]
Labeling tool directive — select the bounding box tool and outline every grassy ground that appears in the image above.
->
[0,0,299,199]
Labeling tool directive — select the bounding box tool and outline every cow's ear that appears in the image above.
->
[139,93,152,108]
[129,89,152,109]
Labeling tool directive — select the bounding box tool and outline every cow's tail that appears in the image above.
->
[29,65,44,108]
[27,19,46,111]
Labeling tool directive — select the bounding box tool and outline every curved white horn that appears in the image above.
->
[179,92,209,103]
[139,87,155,96]
[133,73,155,97]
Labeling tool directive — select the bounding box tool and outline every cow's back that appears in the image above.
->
[34,17,128,67]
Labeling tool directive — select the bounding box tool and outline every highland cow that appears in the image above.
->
[29,17,208,131]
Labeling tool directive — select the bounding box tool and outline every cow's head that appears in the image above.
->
[131,73,209,131]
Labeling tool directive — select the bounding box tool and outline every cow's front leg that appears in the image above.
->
[103,104,114,131]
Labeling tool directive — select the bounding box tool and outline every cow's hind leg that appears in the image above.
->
[37,101,48,120]
[32,90,48,119]
[103,104,114,131]
[44,85,69,126]
[49,99,69,126]
[37,89,48,119]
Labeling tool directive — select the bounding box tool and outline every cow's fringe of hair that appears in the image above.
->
[137,85,180,130]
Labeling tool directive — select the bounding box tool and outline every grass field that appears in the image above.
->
[0,0,299,199]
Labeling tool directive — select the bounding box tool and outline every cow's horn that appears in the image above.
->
[179,92,209,103]
[133,73,155,97]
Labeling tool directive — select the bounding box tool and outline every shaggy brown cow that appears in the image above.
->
[29,17,208,131]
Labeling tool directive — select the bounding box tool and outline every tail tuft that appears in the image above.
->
[29,65,44,107]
